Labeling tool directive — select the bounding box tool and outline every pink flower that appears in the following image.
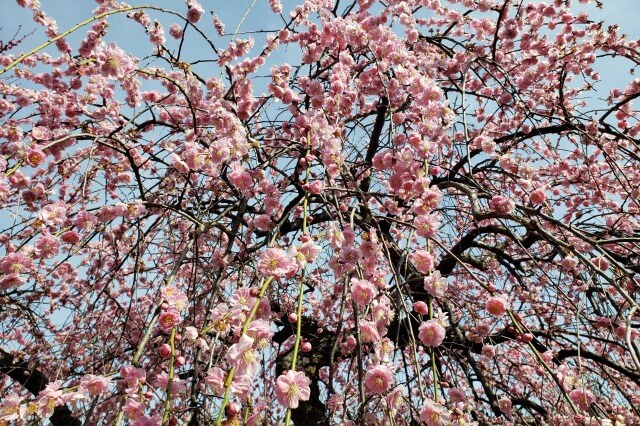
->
[187,3,204,23]
[359,320,381,343]
[414,214,440,238]
[257,247,297,277]
[0,395,26,421]
[36,381,64,418]
[183,326,198,341]
[31,126,52,140]
[351,278,377,306]
[560,256,578,271]
[529,189,546,205]
[38,203,68,226]
[61,231,81,244]
[79,374,111,396]
[98,42,135,78]
[24,147,46,167]
[419,400,450,426]
[364,365,394,394]
[123,398,145,420]
[161,286,189,311]
[34,234,60,259]
[1,253,32,275]
[275,370,311,409]
[158,307,182,332]
[169,23,183,39]
[569,388,595,410]
[592,256,609,271]
[486,296,508,316]
[423,271,447,297]
[226,334,259,377]
[489,195,515,216]
[418,320,446,347]
[0,273,26,290]
[120,366,146,389]
[481,345,496,358]
[74,210,98,230]
[204,367,226,395]
[413,301,429,315]
[410,250,435,274]
[498,397,512,413]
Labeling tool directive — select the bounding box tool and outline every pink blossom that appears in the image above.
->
[423,271,447,297]
[187,3,204,23]
[560,256,578,271]
[359,320,381,343]
[364,365,394,394]
[24,147,46,167]
[161,286,189,311]
[569,388,595,410]
[592,256,609,271]
[418,320,446,347]
[1,253,32,275]
[351,278,377,306]
[413,301,429,315]
[132,415,162,426]
[448,388,466,403]
[410,250,436,274]
[257,247,297,277]
[169,23,183,39]
[246,319,273,348]
[489,195,516,216]
[529,188,546,205]
[123,398,145,420]
[486,296,508,316]
[36,380,64,418]
[414,214,440,238]
[268,0,283,14]
[31,126,52,140]
[226,334,259,377]
[158,307,182,332]
[98,42,135,78]
[0,394,26,421]
[38,203,68,226]
[292,240,321,267]
[61,231,81,244]
[183,326,198,341]
[34,234,60,259]
[120,366,146,389]
[498,397,512,413]
[74,210,98,230]
[153,371,186,391]
[482,345,496,358]
[79,374,111,396]
[0,273,26,290]
[275,370,311,409]
[204,367,226,395]
[419,400,451,426]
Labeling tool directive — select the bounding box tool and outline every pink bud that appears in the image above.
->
[226,402,241,417]
[158,344,171,358]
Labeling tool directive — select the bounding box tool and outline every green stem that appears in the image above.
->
[161,328,176,426]
[428,297,439,403]
[284,133,312,425]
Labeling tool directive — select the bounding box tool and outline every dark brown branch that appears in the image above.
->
[0,348,81,426]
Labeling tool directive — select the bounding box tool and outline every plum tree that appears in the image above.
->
[0,0,639,424]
